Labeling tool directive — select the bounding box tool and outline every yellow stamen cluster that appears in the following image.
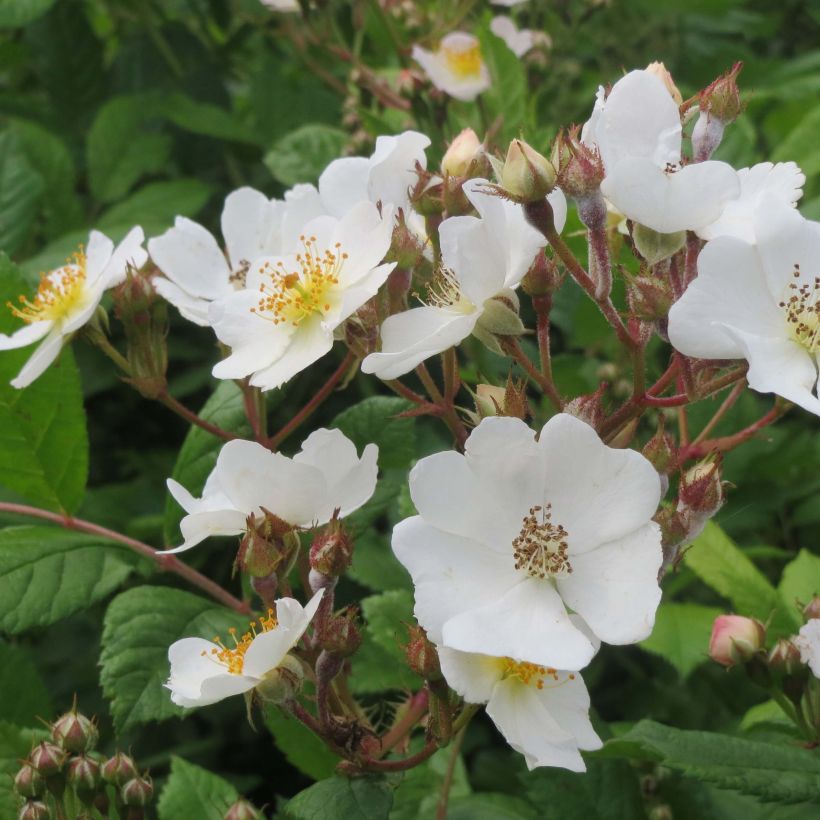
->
[512,504,572,579]
[7,249,87,324]
[250,236,346,327]
[502,659,576,690]
[203,609,278,676]
[442,42,483,79]
[780,265,820,353]
[420,266,470,312]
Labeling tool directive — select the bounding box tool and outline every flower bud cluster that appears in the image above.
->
[501,139,556,203]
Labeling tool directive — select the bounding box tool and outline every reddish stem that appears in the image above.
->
[379,690,429,757]
[0,502,250,614]
[159,392,239,442]
[642,393,689,407]
[502,338,562,410]
[680,403,788,460]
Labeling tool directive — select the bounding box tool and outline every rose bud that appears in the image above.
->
[441,128,483,177]
[14,763,45,799]
[18,801,50,820]
[101,751,138,786]
[28,742,65,777]
[405,625,442,682]
[51,710,99,754]
[768,638,804,676]
[501,139,556,202]
[224,800,262,820]
[121,775,153,807]
[803,596,820,622]
[709,615,766,667]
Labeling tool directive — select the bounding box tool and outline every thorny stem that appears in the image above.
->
[242,382,267,443]
[159,391,239,442]
[691,381,746,445]
[268,352,355,450]
[443,347,460,402]
[588,226,613,300]
[379,690,430,756]
[436,727,467,820]
[502,337,562,410]
[0,502,250,614]
[533,294,563,409]
[386,379,428,405]
[416,362,468,447]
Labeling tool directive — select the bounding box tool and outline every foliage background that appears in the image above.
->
[1,0,820,817]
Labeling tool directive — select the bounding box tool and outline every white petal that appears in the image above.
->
[152,277,211,326]
[318,157,370,218]
[392,517,512,644]
[601,159,740,233]
[281,184,327,248]
[103,225,147,287]
[361,306,479,380]
[148,217,232,300]
[795,620,820,678]
[557,522,663,645]
[411,41,490,102]
[221,187,278,269]
[486,679,586,771]
[10,328,65,389]
[84,230,115,285]
[593,70,682,170]
[164,509,247,554]
[442,577,596,671]
[0,320,52,351]
[721,326,820,416]
[537,672,602,752]
[437,647,501,704]
[538,414,661,554]
[333,262,395,323]
[330,202,394,285]
[668,236,784,360]
[368,131,431,210]
[294,429,378,522]
[195,673,258,706]
[490,16,535,58]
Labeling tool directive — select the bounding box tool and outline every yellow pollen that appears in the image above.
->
[419,266,472,313]
[250,236,346,327]
[7,249,87,324]
[512,504,572,579]
[442,41,483,80]
[501,658,561,690]
[201,609,278,676]
[779,264,820,353]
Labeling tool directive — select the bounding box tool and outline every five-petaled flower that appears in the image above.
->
[412,32,491,102]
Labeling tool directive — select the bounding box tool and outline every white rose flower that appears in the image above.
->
[668,205,820,416]
[439,646,602,771]
[209,200,394,391]
[412,32,491,102]
[166,591,322,707]
[393,414,663,671]
[361,179,564,380]
[165,429,378,553]
[0,227,146,388]
[582,70,740,234]
[489,16,543,58]
[794,619,820,678]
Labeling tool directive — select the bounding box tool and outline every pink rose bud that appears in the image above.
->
[709,615,766,667]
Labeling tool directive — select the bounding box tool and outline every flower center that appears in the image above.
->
[250,235,347,327]
[442,41,483,80]
[7,250,87,324]
[500,658,576,690]
[203,610,277,675]
[419,266,474,313]
[780,264,820,353]
[512,504,572,579]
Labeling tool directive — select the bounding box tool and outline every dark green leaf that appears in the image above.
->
[348,530,411,593]
[478,24,528,141]
[0,641,51,724]
[162,93,259,145]
[264,124,349,186]
[778,550,820,616]
[0,721,47,818]
[0,0,56,27]
[285,774,395,820]
[391,746,470,820]
[158,756,240,820]
[0,131,44,255]
[640,602,722,677]
[264,704,339,781]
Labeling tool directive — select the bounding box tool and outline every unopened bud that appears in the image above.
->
[679,459,724,516]
[14,764,45,799]
[563,384,607,432]
[254,654,304,704]
[645,62,682,105]
[474,384,506,418]
[224,799,262,820]
[318,607,362,658]
[387,212,426,271]
[236,510,295,578]
[632,224,686,266]
[521,251,562,297]
[67,755,101,799]
[441,128,482,177]
[29,742,65,777]
[627,274,674,321]
[709,614,765,667]
[410,168,444,216]
[405,625,442,681]
[346,298,379,357]
[121,775,153,808]
[804,596,820,622]
[642,420,677,476]
[18,801,50,820]
[768,638,804,676]
[551,127,605,201]
[475,294,525,338]
[309,516,353,577]
[101,752,138,786]
[699,62,743,124]
[501,139,556,202]
[52,710,98,754]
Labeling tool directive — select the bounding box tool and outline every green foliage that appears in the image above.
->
[158,757,240,820]
[0,0,55,28]
[100,586,248,733]
[264,704,339,781]
[0,525,144,633]
[0,131,44,256]
[0,722,47,818]
[265,124,349,186]
[285,775,395,820]
[0,641,50,724]
[778,550,820,615]
[391,747,470,820]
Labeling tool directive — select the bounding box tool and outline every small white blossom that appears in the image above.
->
[0,227,146,388]
[490,16,544,58]
[794,619,820,678]
[393,414,663,672]
[412,33,491,102]
[166,591,322,707]
[439,646,602,771]
[669,206,820,416]
[582,70,740,234]
[165,429,378,553]
[361,179,564,379]
[260,0,300,11]
[209,201,394,390]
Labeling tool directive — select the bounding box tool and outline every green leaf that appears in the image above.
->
[163,381,252,546]
[778,550,820,616]
[158,757,240,820]
[0,641,50,724]
[0,721,47,819]
[0,0,56,28]
[98,179,214,236]
[285,774,395,820]
[640,602,722,677]
[0,130,44,255]
[331,396,415,471]
[162,93,259,145]
[391,746,470,820]
[602,719,820,804]
[348,530,411,593]
[445,794,536,820]
[86,95,172,203]
[521,757,646,820]
[0,525,144,634]
[0,254,88,513]
[772,106,820,178]
[264,124,349,186]
[740,700,795,733]
[478,24,528,140]
[100,586,248,733]
[683,522,798,636]
[264,704,339,781]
